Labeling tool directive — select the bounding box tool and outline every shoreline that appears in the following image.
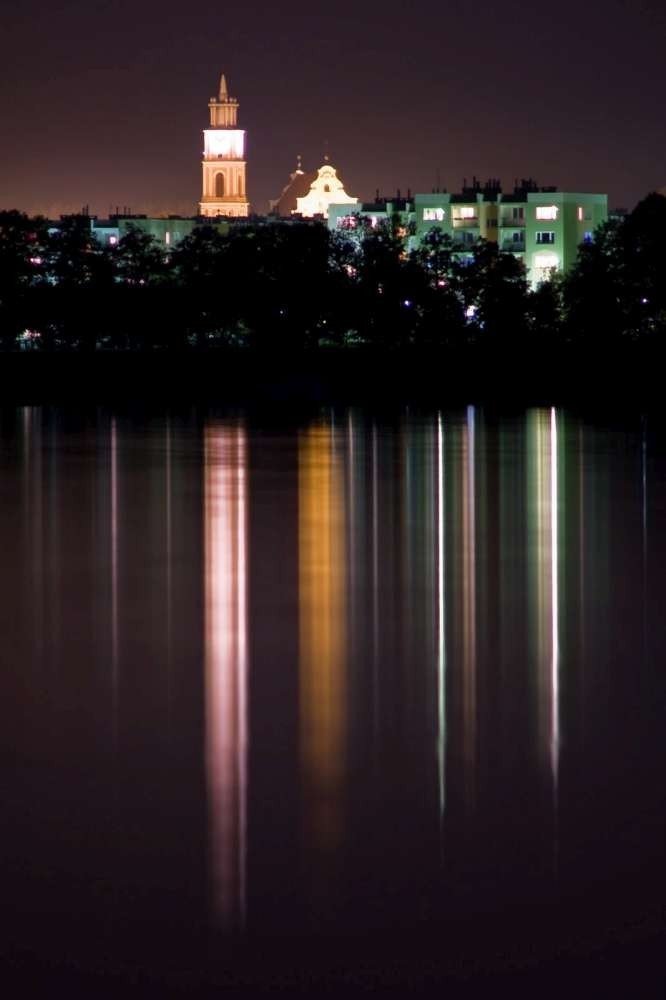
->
[0,346,663,412]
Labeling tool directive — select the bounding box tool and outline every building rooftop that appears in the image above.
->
[269,165,318,217]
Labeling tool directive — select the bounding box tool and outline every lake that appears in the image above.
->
[0,405,663,994]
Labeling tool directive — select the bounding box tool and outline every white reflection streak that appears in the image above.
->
[437,414,446,822]
[205,426,248,928]
[550,409,559,791]
[463,406,476,806]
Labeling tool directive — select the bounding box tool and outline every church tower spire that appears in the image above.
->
[199,72,249,217]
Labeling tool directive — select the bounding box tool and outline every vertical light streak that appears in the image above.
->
[579,426,585,686]
[204,424,248,928]
[22,407,31,529]
[371,422,379,741]
[165,419,172,710]
[110,417,118,729]
[237,433,248,922]
[462,405,477,808]
[641,416,648,663]
[550,408,559,791]
[532,408,560,868]
[642,417,647,560]
[347,412,356,639]
[23,407,44,663]
[437,413,446,824]
[534,412,550,751]
[298,424,346,853]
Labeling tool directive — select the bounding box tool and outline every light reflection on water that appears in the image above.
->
[204,424,248,928]
[0,405,663,974]
[298,424,346,860]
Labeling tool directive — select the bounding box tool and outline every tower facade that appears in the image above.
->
[200,74,249,218]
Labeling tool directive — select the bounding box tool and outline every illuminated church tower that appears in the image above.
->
[200,74,249,217]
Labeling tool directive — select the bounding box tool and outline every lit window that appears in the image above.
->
[583,231,593,243]
[532,251,559,283]
[536,231,556,244]
[423,207,445,222]
[459,206,476,219]
[534,252,558,269]
[536,205,558,220]
[577,206,584,221]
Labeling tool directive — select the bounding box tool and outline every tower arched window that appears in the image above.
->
[215,173,225,198]
[324,184,330,192]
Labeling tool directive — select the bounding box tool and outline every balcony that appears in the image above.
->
[502,239,525,252]
[499,217,525,228]
[452,235,476,249]
[452,216,479,228]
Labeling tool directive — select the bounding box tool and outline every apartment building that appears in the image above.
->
[413,179,607,285]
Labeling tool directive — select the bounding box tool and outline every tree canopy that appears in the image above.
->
[0,194,664,353]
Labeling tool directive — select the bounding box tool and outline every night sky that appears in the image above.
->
[1,0,664,217]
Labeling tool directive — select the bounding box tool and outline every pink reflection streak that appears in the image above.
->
[204,425,248,928]
[462,406,477,809]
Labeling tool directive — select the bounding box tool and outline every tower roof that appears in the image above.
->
[219,73,228,100]
[269,158,318,216]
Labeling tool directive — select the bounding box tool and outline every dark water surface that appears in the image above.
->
[1,406,663,994]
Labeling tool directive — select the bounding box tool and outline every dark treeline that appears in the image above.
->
[0,193,665,353]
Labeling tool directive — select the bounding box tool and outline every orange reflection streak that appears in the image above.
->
[204,424,248,928]
[298,425,346,852]
[462,406,477,809]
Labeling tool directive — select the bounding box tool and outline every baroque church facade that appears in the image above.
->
[269,156,358,219]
